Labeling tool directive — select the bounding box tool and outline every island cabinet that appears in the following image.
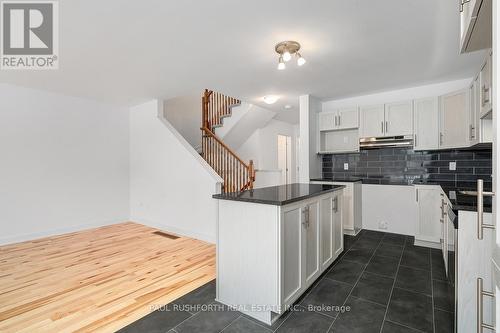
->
[213,184,344,325]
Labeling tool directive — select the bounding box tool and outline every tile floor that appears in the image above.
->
[118,230,454,333]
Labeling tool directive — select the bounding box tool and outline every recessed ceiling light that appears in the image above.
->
[284,104,293,110]
[263,95,279,104]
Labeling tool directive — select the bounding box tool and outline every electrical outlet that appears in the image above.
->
[344,163,349,170]
[449,191,457,200]
[379,221,388,230]
[449,162,456,171]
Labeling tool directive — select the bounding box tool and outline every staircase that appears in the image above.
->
[201,89,255,193]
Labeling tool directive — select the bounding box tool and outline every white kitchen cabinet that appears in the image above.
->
[360,104,385,137]
[457,211,494,333]
[311,180,361,236]
[318,129,359,154]
[332,193,343,258]
[460,0,491,54]
[304,201,320,286]
[319,108,359,131]
[479,52,492,117]
[413,97,439,150]
[384,101,413,136]
[415,187,441,245]
[439,89,470,149]
[282,206,303,305]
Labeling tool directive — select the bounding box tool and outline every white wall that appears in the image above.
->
[130,100,222,243]
[0,84,130,245]
[163,93,201,149]
[237,119,298,187]
[299,95,322,182]
[322,78,472,110]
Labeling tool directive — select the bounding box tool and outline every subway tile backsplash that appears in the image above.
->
[322,146,492,191]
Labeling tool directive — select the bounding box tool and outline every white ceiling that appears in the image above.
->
[0,0,487,123]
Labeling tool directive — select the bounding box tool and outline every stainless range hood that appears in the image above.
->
[359,135,413,149]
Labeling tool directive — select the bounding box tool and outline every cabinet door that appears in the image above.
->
[384,101,413,136]
[469,78,480,145]
[319,112,336,131]
[304,201,321,286]
[413,97,439,151]
[337,108,359,130]
[281,207,303,304]
[332,194,343,258]
[360,105,385,137]
[480,53,492,116]
[415,187,441,244]
[439,89,470,149]
[320,196,333,270]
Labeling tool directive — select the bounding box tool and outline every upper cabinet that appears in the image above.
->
[319,108,358,131]
[360,102,413,137]
[384,101,413,136]
[479,52,492,117]
[360,105,385,137]
[460,0,492,53]
[413,97,439,151]
[439,89,470,149]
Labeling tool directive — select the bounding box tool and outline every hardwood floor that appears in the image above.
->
[0,222,216,333]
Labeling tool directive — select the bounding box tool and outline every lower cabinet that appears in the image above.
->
[281,191,343,308]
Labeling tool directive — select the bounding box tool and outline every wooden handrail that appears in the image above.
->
[200,90,254,192]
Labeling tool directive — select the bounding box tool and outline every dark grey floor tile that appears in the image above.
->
[352,272,394,305]
[174,302,239,333]
[172,280,216,313]
[366,255,400,278]
[382,320,422,332]
[329,296,386,332]
[433,280,454,312]
[223,316,272,333]
[359,230,385,240]
[387,288,433,333]
[382,234,406,246]
[434,309,454,333]
[351,237,381,250]
[431,249,447,282]
[326,260,365,285]
[395,266,431,295]
[276,309,334,333]
[376,243,404,259]
[400,247,430,271]
[117,309,192,333]
[342,248,374,265]
[344,236,356,250]
[405,236,415,246]
[300,278,352,317]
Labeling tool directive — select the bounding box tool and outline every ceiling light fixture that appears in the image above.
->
[284,104,293,110]
[275,41,305,70]
[263,95,279,104]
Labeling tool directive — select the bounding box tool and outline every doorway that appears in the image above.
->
[277,135,292,185]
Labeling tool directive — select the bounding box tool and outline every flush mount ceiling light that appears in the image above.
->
[275,41,306,70]
[263,95,279,104]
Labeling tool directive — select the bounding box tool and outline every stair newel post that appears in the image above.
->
[248,160,255,190]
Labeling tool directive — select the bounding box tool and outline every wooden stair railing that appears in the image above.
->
[201,89,255,193]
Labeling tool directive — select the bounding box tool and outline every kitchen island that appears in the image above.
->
[213,183,345,324]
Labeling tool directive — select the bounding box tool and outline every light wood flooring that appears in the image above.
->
[0,222,216,332]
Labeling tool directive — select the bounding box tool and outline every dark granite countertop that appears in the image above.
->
[213,183,345,206]
[310,177,363,183]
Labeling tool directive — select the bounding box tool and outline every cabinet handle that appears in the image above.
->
[470,125,475,140]
[483,85,490,106]
[414,134,417,147]
[334,115,338,127]
[385,121,389,133]
[302,206,310,228]
[338,115,341,127]
[440,133,444,146]
[476,179,495,240]
[416,189,418,202]
[332,197,338,212]
[381,121,384,134]
[477,277,495,332]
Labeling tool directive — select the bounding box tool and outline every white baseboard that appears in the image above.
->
[0,218,127,246]
[414,239,442,249]
[131,217,215,244]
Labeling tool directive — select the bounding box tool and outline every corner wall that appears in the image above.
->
[0,84,130,245]
[129,100,222,243]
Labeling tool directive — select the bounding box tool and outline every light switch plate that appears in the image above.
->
[449,162,456,171]
[449,191,457,200]
[344,163,349,170]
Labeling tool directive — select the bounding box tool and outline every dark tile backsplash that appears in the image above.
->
[322,147,492,207]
